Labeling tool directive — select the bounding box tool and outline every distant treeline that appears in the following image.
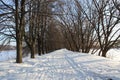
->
[0,45,16,51]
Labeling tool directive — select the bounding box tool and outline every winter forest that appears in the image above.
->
[0,0,120,63]
[0,0,120,80]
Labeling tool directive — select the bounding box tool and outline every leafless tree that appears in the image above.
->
[91,0,120,57]
[56,0,97,53]
[15,0,26,63]
[80,0,120,57]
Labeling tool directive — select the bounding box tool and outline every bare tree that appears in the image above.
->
[81,0,120,57]
[15,0,26,63]
[0,0,15,51]
[92,0,120,57]
[24,0,38,58]
[56,0,97,53]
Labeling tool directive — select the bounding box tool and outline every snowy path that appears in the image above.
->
[0,49,120,80]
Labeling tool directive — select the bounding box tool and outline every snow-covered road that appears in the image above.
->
[0,49,120,80]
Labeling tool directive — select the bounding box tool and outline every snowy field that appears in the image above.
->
[0,49,120,80]
[0,50,16,61]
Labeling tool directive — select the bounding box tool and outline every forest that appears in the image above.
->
[0,0,120,63]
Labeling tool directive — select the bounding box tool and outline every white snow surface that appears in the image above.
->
[106,48,120,61]
[0,50,16,61]
[0,49,120,80]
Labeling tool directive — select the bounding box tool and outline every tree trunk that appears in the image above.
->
[41,38,44,54]
[16,39,22,63]
[38,37,41,55]
[15,0,23,63]
[31,42,35,58]
[101,50,107,57]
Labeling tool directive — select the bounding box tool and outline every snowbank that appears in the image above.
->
[106,48,120,61]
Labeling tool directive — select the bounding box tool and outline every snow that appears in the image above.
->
[89,48,120,61]
[0,49,120,80]
[0,50,16,61]
[106,48,120,61]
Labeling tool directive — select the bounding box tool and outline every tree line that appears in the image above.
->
[0,0,120,63]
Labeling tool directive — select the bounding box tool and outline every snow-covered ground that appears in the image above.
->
[106,48,120,61]
[0,50,16,61]
[89,48,120,61]
[0,49,120,80]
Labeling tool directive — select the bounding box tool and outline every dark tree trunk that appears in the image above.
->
[15,0,23,63]
[41,37,44,54]
[102,50,107,57]
[31,42,35,58]
[38,36,42,55]
[16,38,22,63]
[101,48,109,57]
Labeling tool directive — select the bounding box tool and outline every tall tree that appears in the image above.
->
[81,0,120,57]
[15,0,26,63]
[93,0,120,57]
